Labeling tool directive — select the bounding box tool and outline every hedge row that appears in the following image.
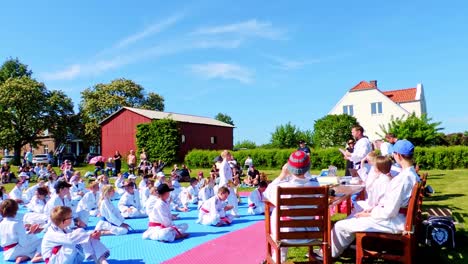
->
[185,146,468,170]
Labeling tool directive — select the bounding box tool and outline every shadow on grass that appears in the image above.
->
[425,193,465,202]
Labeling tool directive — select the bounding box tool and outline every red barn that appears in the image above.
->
[100,107,234,160]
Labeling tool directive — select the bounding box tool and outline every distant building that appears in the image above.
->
[100,107,234,160]
[329,80,427,140]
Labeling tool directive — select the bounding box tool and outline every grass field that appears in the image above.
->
[2,165,467,263]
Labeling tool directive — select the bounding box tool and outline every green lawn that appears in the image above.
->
[2,166,467,263]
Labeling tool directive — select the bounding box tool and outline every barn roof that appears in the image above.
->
[100,107,235,128]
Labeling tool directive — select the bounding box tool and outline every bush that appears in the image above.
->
[185,146,468,170]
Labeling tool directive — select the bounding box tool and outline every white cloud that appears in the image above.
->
[189,63,253,84]
[192,39,243,49]
[115,14,184,49]
[41,64,81,81]
[265,55,321,70]
[192,19,284,40]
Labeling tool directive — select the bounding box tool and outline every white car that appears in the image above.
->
[32,154,49,164]
[1,155,14,165]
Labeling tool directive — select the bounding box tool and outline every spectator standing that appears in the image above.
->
[297,140,311,155]
[127,150,136,175]
[244,155,253,171]
[342,125,372,169]
[385,133,399,155]
[345,139,355,176]
[114,151,122,174]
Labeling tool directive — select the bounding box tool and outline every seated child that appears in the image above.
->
[77,182,101,224]
[22,180,46,204]
[197,177,215,209]
[70,174,87,203]
[118,181,146,218]
[180,178,199,206]
[42,206,110,264]
[9,180,24,204]
[354,156,392,213]
[197,186,234,226]
[142,184,189,242]
[0,199,43,263]
[247,180,268,215]
[95,185,130,236]
[114,173,125,198]
[24,186,50,227]
[226,180,240,217]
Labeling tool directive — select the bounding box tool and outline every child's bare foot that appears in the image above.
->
[15,256,30,264]
[31,254,43,263]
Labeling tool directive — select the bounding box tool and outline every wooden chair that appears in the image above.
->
[264,186,330,264]
[355,182,421,264]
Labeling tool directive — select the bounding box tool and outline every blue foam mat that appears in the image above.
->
[0,197,264,264]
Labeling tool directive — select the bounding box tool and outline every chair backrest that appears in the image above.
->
[404,182,422,232]
[273,186,329,241]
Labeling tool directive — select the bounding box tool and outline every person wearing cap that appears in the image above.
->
[142,183,189,242]
[262,150,319,262]
[197,186,234,226]
[342,125,372,169]
[118,181,146,218]
[18,171,30,190]
[297,140,311,156]
[154,171,166,188]
[330,139,420,258]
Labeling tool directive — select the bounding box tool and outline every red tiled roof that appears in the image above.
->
[382,88,417,103]
[349,81,376,91]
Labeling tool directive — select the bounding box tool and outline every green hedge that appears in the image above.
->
[185,146,468,170]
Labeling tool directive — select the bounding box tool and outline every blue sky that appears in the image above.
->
[1,1,467,144]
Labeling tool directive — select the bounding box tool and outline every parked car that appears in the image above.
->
[32,154,49,164]
[1,155,14,165]
[61,153,77,166]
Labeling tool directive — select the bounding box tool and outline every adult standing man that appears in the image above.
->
[342,125,372,169]
[385,133,399,155]
[297,140,311,156]
[127,150,136,175]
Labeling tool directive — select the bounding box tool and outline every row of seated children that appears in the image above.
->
[0,198,110,264]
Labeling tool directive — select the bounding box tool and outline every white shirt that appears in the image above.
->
[218,159,233,187]
[100,199,124,226]
[350,137,372,164]
[118,191,142,212]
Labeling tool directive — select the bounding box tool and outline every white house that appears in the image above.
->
[329,80,427,141]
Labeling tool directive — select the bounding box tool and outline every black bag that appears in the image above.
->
[423,216,456,248]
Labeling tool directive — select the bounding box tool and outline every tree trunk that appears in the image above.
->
[13,144,22,166]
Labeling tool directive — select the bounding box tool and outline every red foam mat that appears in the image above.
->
[163,221,265,264]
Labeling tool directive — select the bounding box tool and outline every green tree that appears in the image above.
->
[0,58,32,84]
[270,122,312,148]
[214,113,234,126]
[312,114,358,148]
[234,140,257,150]
[0,77,74,163]
[136,118,180,164]
[80,78,165,144]
[380,113,443,146]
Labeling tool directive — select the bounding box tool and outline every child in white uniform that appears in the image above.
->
[118,181,146,218]
[197,177,215,209]
[77,182,101,225]
[95,185,130,235]
[197,186,234,226]
[42,206,110,264]
[0,199,42,263]
[247,180,268,215]
[142,183,189,242]
[23,186,49,227]
[226,180,240,217]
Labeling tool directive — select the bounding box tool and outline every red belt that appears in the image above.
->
[248,203,255,207]
[399,207,408,215]
[45,245,62,264]
[3,242,18,251]
[201,208,209,213]
[220,217,231,224]
[148,222,182,236]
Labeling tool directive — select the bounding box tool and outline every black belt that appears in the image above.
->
[354,161,368,166]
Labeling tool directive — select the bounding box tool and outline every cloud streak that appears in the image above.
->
[192,19,284,40]
[189,63,253,84]
[264,55,321,70]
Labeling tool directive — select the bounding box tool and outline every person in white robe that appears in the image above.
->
[247,180,268,215]
[263,150,320,263]
[118,181,146,218]
[95,185,130,236]
[197,177,215,209]
[42,205,110,264]
[114,173,125,199]
[23,186,50,227]
[142,183,189,242]
[0,199,42,263]
[69,174,87,203]
[76,182,101,225]
[22,180,46,204]
[197,186,234,226]
[226,181,240,217]
[9,180,24,204]
[330,140,420,258]
[218,150,233,188]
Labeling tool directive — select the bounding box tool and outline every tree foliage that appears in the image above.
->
[270,122,313,148]
[214,113,234,126]
[379,113,443,147]
[136,118,180,164]
[234,139,257,150]
[312,114,358,148]
[0,76,74,163]
[0,58,32,84]
[79,78,165,144]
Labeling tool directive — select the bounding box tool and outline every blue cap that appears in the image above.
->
[393,139,414,156]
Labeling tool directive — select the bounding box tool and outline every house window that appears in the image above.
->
[44,145,49,154]
[210,136,217,144]
[181,135,186,143]
[371,102,383,115]
[343,105,354,116]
